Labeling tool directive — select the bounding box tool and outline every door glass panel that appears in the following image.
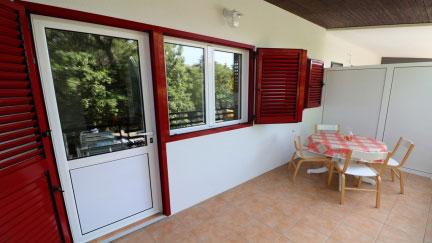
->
[214,50,241,122]
[45,28,147,160]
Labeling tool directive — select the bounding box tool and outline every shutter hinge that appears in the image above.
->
[52,185,65,193]
[41,129,51,137]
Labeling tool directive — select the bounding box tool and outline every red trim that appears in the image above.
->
[17,1,254,50]
[149,31,171,215]
[248,50,255,123]
[167,123,252,142]
[17,0,257,217]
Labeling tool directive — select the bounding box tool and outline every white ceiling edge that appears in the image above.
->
[328,24,432,59]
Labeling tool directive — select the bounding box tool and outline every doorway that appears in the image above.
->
[31,15,161,242]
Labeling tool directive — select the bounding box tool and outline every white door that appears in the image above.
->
[383,65,432,175]
[31,15,161,242]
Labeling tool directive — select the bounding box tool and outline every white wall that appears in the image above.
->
[29,0,380,213]
[329,24,432,59]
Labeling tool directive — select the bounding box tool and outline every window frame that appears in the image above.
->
[164,37,249,135]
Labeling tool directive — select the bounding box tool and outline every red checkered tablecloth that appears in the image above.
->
[306,132,388,159]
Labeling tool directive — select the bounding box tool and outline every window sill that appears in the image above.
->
[166,122,252,142]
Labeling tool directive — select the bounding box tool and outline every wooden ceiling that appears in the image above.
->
[265,0,432,29]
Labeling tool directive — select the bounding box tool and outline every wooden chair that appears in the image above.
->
[327,150,390,208]
[388,137,415,194]
[315,124,340,133]
[290,136,330,182]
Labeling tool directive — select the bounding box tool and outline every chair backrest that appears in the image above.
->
[315,124,340,133]
[294,136,304,157]
[391,137,415,167]
[341,149,390,174]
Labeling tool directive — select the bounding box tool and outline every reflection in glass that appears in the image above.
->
[164,43,205,129]
[214,51,241,122]
[46,28,146,160]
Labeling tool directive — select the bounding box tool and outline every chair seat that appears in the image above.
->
[388,158,400,167]
[335,160,378,177]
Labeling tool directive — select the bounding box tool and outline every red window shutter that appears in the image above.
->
[255,48,307,124]
[0,1,70,242]
[304,59,324,108]
[0,2,46,169]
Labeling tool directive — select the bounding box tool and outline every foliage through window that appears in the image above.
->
[164,39,248,134]
[164,43,205,130]
[214,51,241,122]
[46,28,147,160]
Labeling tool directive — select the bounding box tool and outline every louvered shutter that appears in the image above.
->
[0,2,45,169]
[304,59,324,108]
[0,1,68,242]
[255,48,307,124]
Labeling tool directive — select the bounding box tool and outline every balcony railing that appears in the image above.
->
[169,108,237,129]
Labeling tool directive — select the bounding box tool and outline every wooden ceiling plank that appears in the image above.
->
[265,0,432,28]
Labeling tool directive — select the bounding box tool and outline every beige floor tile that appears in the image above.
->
[341,213,383,239]
[284,221,328,243]
[376,224,423,243]
[327,224,375,243]
[113,164,431,243]
[385,212,427,239]
[296,211,341,236]
[425,222,432,243]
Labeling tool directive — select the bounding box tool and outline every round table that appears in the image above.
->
[305,132,388,185]
[306,132,388,158]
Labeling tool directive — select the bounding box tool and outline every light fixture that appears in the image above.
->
[223,8,243,28]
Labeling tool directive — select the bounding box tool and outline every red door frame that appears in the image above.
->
[17,0,256,217]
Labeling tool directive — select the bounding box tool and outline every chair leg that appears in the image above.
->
[340,173,346,205]
[327,162,335,186]
[293,159,304,183]
[390,168,395,182]
[290,151,296,162]
[376,175,382,208]
[357,176,362,187]
[399,169,405,194]
[288,152,297,171]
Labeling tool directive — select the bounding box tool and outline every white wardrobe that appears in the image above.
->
[322,62,432,176]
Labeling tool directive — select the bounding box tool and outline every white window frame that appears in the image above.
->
[164,37,249,135]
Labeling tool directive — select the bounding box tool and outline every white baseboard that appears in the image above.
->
[401,167,432,179]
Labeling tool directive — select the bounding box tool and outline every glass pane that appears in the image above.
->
[164,43,205,130]
[214,51,241,122]
[46,28,147,160]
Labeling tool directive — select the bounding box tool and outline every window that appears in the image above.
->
[45,28,148,160]
[164,38,249,134]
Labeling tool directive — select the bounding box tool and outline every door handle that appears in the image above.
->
[141,132,154,143]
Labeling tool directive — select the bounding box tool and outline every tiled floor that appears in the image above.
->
[115,162,432,243]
